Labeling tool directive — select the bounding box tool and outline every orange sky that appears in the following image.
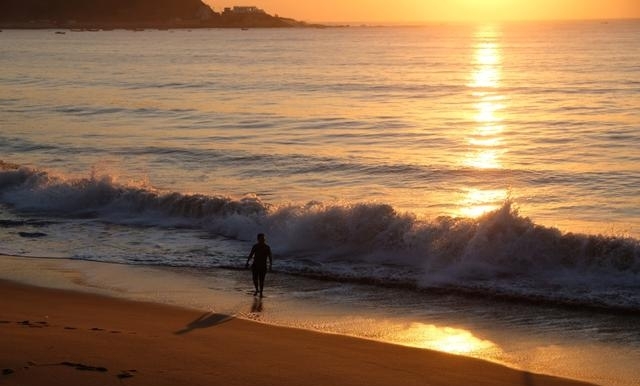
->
[204,0,640,23]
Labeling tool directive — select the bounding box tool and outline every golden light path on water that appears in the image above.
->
[458,25,508,218]
[394,323,498,356]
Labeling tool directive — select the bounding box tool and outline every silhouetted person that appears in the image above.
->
[245,233,272,297]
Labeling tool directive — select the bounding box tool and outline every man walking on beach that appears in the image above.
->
[245,233,272,297]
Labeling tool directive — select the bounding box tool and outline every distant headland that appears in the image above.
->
[0,0,324,29]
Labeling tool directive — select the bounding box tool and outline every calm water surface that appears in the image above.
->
[1,22,639,234]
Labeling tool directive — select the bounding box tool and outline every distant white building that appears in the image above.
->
[225,6,264,14]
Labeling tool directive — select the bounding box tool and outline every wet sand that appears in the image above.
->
[0,279,597,386]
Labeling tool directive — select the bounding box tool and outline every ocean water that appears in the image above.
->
[1,21,639,385]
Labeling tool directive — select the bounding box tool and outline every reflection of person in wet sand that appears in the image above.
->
[245,233,272,297]
[251,297,263,313]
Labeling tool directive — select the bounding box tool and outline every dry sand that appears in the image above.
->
[0,279,597,386]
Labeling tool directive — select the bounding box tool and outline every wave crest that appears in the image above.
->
[1,161,639,309]
[0,162,268,225]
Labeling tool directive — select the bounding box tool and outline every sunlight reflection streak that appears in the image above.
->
[457,26,508,218]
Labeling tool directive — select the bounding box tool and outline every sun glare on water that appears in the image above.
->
[464,26,504,172]
[456,25,509,218]
[398,323,498,355]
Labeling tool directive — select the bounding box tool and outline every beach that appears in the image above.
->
[1,275,597,386]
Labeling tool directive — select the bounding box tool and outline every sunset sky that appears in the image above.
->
[205,0,640,23]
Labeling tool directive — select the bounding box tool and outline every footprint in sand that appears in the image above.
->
[117,369,137,379]
[16,320,48,328]
[59,361,108,372]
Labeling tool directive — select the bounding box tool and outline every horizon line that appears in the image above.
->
[300,16,640,26]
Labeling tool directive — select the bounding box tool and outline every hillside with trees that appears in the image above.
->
[0,0,315,28]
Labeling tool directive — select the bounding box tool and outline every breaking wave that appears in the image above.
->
[1,161,639,311]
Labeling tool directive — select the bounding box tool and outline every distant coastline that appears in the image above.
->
[0,0,325,29]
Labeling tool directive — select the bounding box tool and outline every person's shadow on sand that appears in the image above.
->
[174,312,233,335]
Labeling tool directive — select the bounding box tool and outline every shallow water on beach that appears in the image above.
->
[1,255,639,386]
[1,20,639,386]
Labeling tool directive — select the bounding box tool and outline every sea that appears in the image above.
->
[0,20,639,386]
